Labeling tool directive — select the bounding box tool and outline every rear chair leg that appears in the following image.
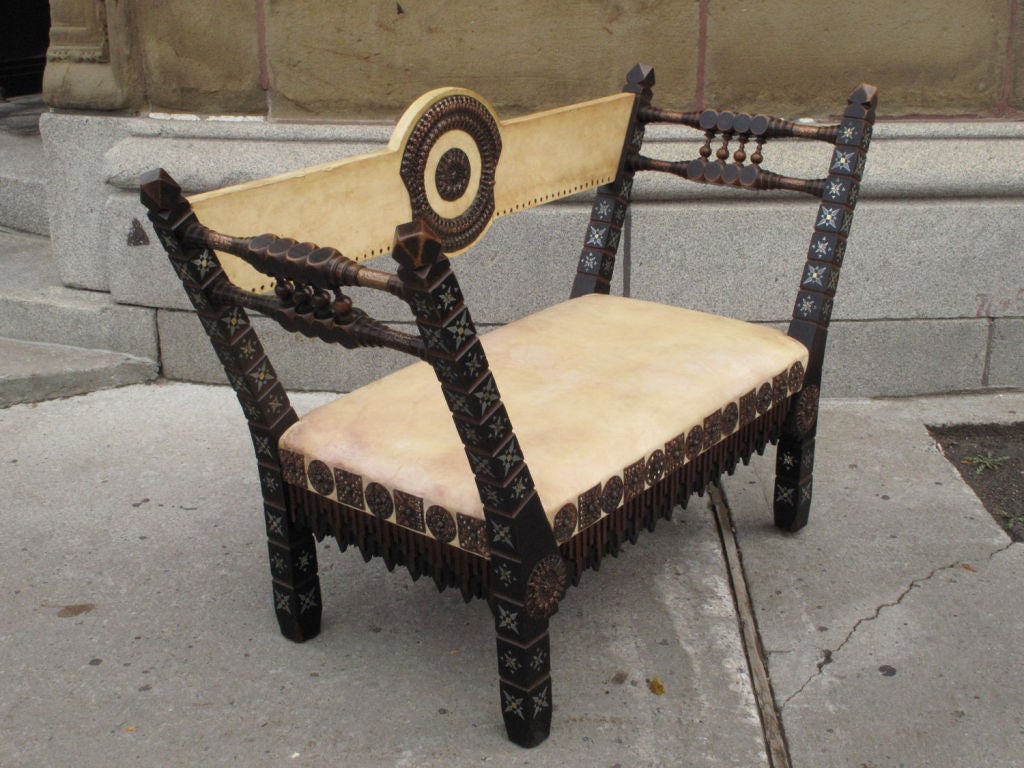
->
[773,434,814,531]
[773,386,819,532]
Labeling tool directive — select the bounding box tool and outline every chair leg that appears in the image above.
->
[773,433,814,531]
[493,601,553,747]
[264,501,322,642]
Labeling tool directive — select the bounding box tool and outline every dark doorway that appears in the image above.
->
[0,0,51,99]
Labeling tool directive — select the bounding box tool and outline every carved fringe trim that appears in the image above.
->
[287,401,790,602]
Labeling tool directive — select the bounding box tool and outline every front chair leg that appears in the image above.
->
[264,499,322,642]
[493,603,553,747]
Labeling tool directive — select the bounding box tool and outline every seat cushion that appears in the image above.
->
[279,293,808,556]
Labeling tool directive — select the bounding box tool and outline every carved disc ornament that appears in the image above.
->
[794,385,820,438]
[525,554,569,619]
[435,148,472,201]
[400,93,502,252]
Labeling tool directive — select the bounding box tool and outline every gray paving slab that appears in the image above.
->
[724,391,1024,768]
[0,383,768,768]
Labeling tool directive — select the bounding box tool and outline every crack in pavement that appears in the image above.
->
[780,541,1016,711]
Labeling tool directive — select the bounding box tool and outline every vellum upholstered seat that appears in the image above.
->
[140,65,877,747]
[279,295,808,561]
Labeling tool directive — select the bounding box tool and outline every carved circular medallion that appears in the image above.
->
[646,450,665,485]
[721,401,739,435]
[307,460,335,496]
[365,482,394,519]
[794,385,820,438]
[553,503,579,544]
[400,94,502,252]
[525,554,569,619]
[756,382,774,414]
[435,148,472,201]
[685,425,705,460]
[788,361,805,394]
[601,476,624,514]
[426,505,457,542]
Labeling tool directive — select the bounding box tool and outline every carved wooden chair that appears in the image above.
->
[140,65,877,747]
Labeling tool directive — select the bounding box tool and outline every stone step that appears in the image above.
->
[0,336,157,407]
[0,227,158,359]
[0,96,49,236]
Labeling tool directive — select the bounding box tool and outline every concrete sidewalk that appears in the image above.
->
[1,383,1021,767]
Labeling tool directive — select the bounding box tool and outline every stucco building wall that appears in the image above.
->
[44,0,1024,120]
[33,1,1024,395]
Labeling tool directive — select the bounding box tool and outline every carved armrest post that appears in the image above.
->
[392,220,565,746]
[570,63,656,298]
[140,168,322,641]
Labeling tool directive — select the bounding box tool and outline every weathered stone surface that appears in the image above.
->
[822,319,989,397]
[705,0,1009,116]
[0,337,157,407]
[989,318,1024,386]
[265,0,699,118]
[132,2,264,114]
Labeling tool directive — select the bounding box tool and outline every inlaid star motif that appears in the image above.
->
[839,125,856,142]
[817,207,841,229]
[587,226,607,247]
[512,476,530,499]
[253,435,273,459]
[447,392,469,413]
[812,236,832,258]
[503,690,525,719]
[491,522,513,548]
[826,179,845,200]
[271,553,286,573]
[595,199,613,220]
[297,552,312,572]
[780,452,796,470]
[496,563,514,587]
[775,486,795,505]
[262,473,281,494]
[437,287,458,310]
[501,650,520,673]
[474,380,499,409]
[582,253,598,271]
[298,587,318,614]
[224,307,245,331]
[464,353,485,376]
[469,453,493,477]
[532,685,550,716]
[250,360,273,386]
[488,416,509,439]
[274,589,291,614]
[832,151,854,173]
[192,252,217,278]
[798,296,816,316]
[446,316,472,344]
[804,265,827,287]
[530,648,546,671]
[497,605,519,634]
[498,444,522,472]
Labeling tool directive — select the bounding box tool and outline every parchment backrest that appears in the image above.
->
[189,89,638,293]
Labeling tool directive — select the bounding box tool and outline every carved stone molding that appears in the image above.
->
[47,0,110,63]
